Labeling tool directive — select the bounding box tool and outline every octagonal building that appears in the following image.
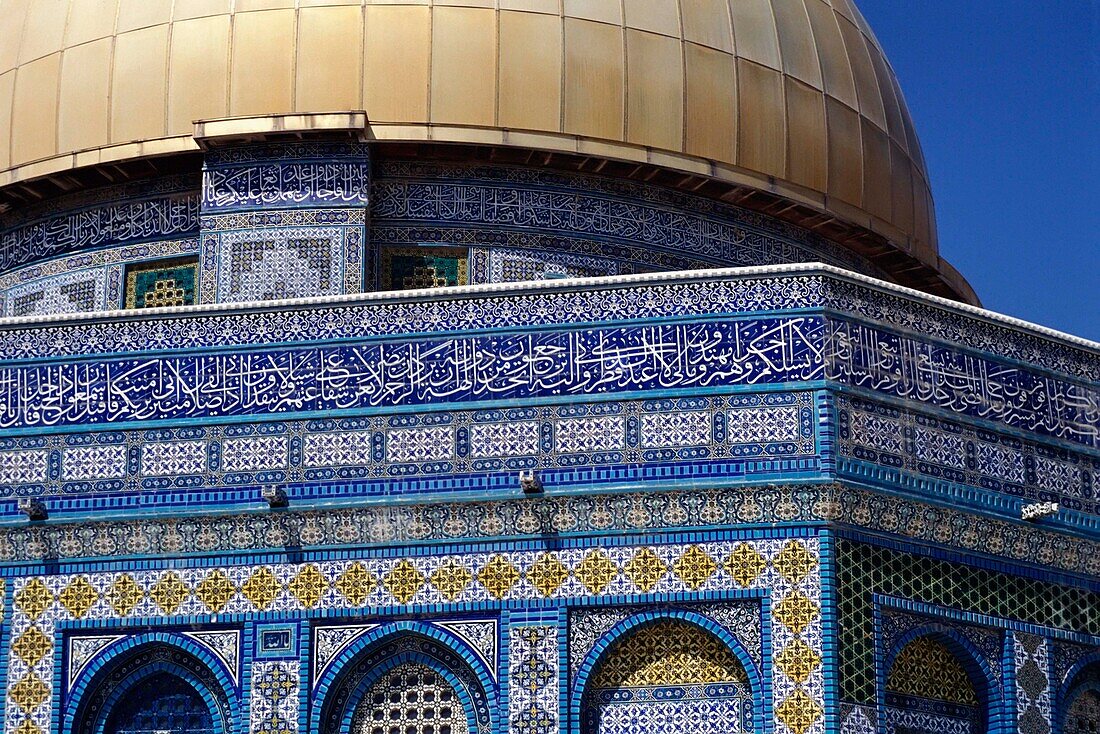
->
[0,2,1096,734]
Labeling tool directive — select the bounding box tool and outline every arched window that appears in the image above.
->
[884,635,985,734]
[582,619,753,734]
[69,644,229,734]
[1063,664,1100,734]
[103,673,214,734]
[317,632,492,734]
[351,662,468,734]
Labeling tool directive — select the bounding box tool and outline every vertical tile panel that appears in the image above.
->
[172,0,232,21]
[168,15,230,135]
[626,29,682,150]
[729,0,782,71]
[785,77,827,191]
[564,0,621,25]
[116,0,173,33]
[737,59,786,178]
[0,70,15,170]
[296,5,363,112]
[430,6,497,127]
[623,0,680,37]
[803,0,856,109]
[836,16,885,129]
[771,0,822,89]
[889,142,915,236]
[681,0,732,52]
[499,10,562,131]
[363,5,431,124]
[229,9,296,117]
[684,42,735,162]
[0,0,31,71]
[63,0,120,47]
[860,118,891,222]
[17,0,68,64]
[10,52,60,165]
[825,95,862,206]
[111,25,169,143]
[564,18,624,141]
[58,37,111,152]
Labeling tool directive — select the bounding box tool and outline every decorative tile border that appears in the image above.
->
[4,537,823,734]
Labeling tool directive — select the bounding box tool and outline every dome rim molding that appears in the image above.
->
[0,112,978,306]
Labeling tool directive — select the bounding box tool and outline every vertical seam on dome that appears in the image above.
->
[426,3,434,129]
[557,0,565,133]
[676,0,686,152]
[724,0,739,162]
[619,0,626,141]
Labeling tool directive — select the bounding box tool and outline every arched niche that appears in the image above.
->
[1062,662,1100,734]
[883,631,993,734]
[314,626,495,734]
[579,617,756,734]
[65,640,233,734]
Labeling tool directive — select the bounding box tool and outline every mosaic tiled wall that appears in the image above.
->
[369,161,886,280]
[835,538,1100,705]
[198,142,370,303]
[3,535,824,734]
[0,392,817,506]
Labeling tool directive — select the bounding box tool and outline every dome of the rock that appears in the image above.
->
[0,0,974,301]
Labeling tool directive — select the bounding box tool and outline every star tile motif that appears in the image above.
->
[673,545,716,590]
[477,555,519,599]
[775,639,821,684]
[59,577,99,619]
[12,626,51,666]
[383,559,425,604]
[774,592,819,635]
[151,572,189,615]
[429,560,472,600]
[288,564,326,608]
[107,574,144,616]
[15,579,52,620]
[335,562,375,606]
[527,553,569,597]
[773,541,817,583]
[12,720,42,734]
[725,543,767,587]
[775,689,822,734]
[575,550,616,595]
[242,567,279,610]
[196,569,235,613]
[10,674,49,711]
[623,548,667,592]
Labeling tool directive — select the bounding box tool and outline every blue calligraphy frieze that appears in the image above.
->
[827,319,1100,450]
[0,317,825,431]
[0,195,198,273]
[201,143,371,212]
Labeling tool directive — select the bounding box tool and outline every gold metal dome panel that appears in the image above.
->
[0,0,941,269]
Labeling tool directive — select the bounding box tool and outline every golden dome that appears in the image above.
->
[0,0,961,295]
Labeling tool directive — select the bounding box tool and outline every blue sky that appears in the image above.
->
[857,1,1100,342]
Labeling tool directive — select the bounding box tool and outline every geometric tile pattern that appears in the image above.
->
[886,636,977,705]
[6,269,106,317]
[837,540,1100,704]
[1014,634,1052,734]
[839,396,1100,513]
[583,622,752,734]
[250,661,299,734]
[124,257,199,309]
[3,538,822,734]
[488,247,622,283]
[351,662,468,734]
[0,393,816,498]
[1065,687,1100,734]
[380,246,468,290]
[508,625,557,734]
[219,228,342,303]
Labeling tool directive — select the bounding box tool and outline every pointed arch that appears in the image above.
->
[882,625,1002,734]
[570,609,763,734]
[1058,657,1100,734]
[63,634,239,734]
[311,621,497,734]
